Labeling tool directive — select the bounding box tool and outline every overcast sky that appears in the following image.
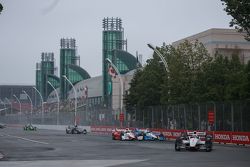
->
[0,0,232,85]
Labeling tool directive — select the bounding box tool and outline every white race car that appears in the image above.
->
[175,131,213,152]
[121,129,136,141]
[112,128,136,140]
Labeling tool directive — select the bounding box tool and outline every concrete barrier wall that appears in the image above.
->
[34,124,91,132]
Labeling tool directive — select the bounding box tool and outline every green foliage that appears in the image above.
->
[125,40,250,111]
[124,52,166,110]
[202,54,247,101]
[244,61,250,98]
[0,3,3,14]
[124,68,143,113]
[221,0,250,41]
[224,54,246,100]
[164,40,211,103]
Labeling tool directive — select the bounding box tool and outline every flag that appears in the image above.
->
[108,66,116,78]
[84,86,88,98]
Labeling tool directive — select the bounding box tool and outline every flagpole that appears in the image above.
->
[106,58,124,127]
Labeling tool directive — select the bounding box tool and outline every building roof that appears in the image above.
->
[172,28,248,47]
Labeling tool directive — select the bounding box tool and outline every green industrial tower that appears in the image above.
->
[60,38,91,100]
[36,53,59,101]
[102,17,140,109]
[102,17,127,108]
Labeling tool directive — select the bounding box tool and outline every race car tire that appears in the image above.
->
[83,129,87,135]
[175,139,182,151]
[205,147,212,152]
[175,143,181,151]
[205,137,213,152]
[120,132,124,141]
[205,142,212,152]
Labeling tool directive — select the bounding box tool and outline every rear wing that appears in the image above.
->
[187,131,206,136]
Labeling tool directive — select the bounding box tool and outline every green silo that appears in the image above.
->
[102,17,127,108]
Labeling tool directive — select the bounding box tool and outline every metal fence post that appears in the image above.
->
[161,106,163,128]
[196,103,201,130]
[143,109,145,128]
[231,102,234,131]
[184,104,186,129]
[152,107,154,128]
[212,101,216,131]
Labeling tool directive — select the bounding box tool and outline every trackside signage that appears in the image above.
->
[91,126,114,135]
[213,131,250,145]
[231,132,250,145]
[90,126,250,145]
[213,132,231,143]
[151,129,183,139]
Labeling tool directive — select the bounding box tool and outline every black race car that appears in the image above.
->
[66,125,87,134]
[0,123,6,129]
[23,124,37,131]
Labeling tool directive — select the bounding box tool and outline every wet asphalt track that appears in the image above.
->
[0,127,250,167]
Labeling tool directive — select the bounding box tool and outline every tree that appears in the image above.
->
[125,52,166,110]
[202,53,247,101]
[224,54,246,100]
[163,40,211,104]
[203,54,233,101]
[0,3,3,14]
[244,61,250,98]
[221,0,250,41]
[124,68,143,114]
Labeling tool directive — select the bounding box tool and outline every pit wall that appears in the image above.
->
[90,126,250,145]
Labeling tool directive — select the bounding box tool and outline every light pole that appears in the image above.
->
[47,81,60,125]
[5,97,12,114]
[33,87,44,123]
[147,44,169,72]
[62,75,77,126]
[22,90,33,123]
[13,94,21,114]
[148,43,170,103]
[105,58,124,126]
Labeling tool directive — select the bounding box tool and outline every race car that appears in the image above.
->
[133,128,145,140]
[23,124,37,131]
[0,123,6,129]
[155,132,167,141]
[143,129,158,141]
[66,125,87,134]
[175,131,213,152]
[134,128,165,141]
[112,128,136,140]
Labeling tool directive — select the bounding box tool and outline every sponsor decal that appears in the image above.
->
[100,128,106,131]
[232,135,249,142]
[107,128,113,132]
[214,134,230,140]
[163,132,172,136]
[173,132,181,137]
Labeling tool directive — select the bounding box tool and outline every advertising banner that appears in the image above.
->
[90,126,250,145]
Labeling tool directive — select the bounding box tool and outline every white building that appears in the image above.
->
[172,28,250,63]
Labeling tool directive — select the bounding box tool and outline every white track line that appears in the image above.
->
[4,134,49,145]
